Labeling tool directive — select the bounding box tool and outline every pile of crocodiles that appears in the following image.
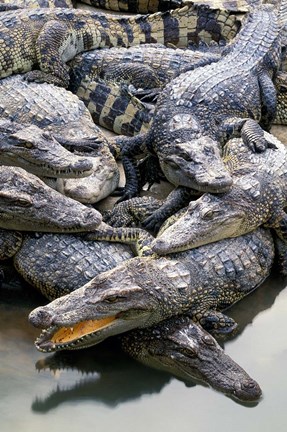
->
[0,0,287,403]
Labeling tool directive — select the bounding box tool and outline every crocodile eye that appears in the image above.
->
[165,159,179,170]
[179,347,197,358]
[104,294,127,303]
[202,335,216,346]
[17,197,32,207]
[202,209,215,220]
[24,142,34,149]
[201,210,220,220]
[42,132,52,140]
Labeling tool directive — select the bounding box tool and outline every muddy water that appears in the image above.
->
[0,125,287,432]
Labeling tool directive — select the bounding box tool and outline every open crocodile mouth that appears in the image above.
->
[5,154,93,177]
[35,316,116,352]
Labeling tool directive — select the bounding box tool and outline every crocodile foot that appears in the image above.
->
[142,212,166,233]
[195,311,238,335]
[241,119,277,153]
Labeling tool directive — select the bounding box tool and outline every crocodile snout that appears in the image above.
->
[29,307,54,329]
[234,378,262,401]
[151,238,170,255]
[195,171,233,193]
[70,158,93,172]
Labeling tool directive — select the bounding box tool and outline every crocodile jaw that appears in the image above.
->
[33,313,151,352]
[153,214,245,254]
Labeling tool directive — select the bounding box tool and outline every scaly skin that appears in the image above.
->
[0,0,74,10]
[0,165,102,231]
[68,46,287,138]
[118,6,282,201]
[5,231,132,299]
[274,71,287,125]
[152,132,287,255]
[122,315,262,402]
[70,77,152,136]
[0,119,94,178]
[29,227,273,349]
[0,75,119,203]
[68,44,223,93]
[0,4,241,87]
[68,44,222,135]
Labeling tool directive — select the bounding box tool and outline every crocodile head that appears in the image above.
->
[62,156,120,204]
[0,122,94,178]
[29,257,191,352]
[0,166,102,231]
[122,316,262,403]
[153,192,249,254]
[158,136,232,193]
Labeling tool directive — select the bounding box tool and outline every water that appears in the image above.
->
[0,269,287,432]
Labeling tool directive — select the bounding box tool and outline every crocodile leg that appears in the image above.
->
[114,133,150,200]
[25,20,72,87]
[241,119,278,152]
[191,309,237,335]
[53,134,105,155]
[101,63,162,90]
[103,196,163,227]
[0,230,23,260]
[142,186,197,232]
[84,222,155,257]
[258,69,277,131]
[222,117,277,152]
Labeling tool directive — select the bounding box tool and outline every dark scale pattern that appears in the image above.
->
[77,78,151,135]
[80,0,183,13]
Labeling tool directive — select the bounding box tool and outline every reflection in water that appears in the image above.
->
[220,270,287,342]
[32,342,172,412]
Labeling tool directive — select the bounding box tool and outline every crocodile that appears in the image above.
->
[68,45,287,139]
[0,3,242,87]
[152,132,287,261]
[68,43,223,95]
[33,314,262,402]
[121,315,262,402]
[115,5,283,206]
[0,75,119,203]
[67,44,223,135]
[0,119,95,178]
[0,165,102,231]
[29,226,274,350]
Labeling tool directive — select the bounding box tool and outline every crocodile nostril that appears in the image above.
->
[28,308,53,328]
[242,380,256,389]
[234,378,262,401]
